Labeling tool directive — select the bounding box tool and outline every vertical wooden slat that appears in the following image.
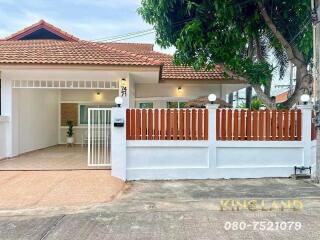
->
[136,109,141,140]
[216,109,221,140]
[227,109,232,140]
[221,109,227,140]
[192,109,197,140]
[186,109,191,140]
[259,111,264,141]
[252,110,258,140]
[204,109,208,140]
[166,109,171,140]
[173,109,178,140]
[198,109,203,140]
[126,109,130,140]
[154,109,159,140]
[141,109,147,140]
[240,110,245,140]
[283,110,289,140]
[233,110,239,141]
[179,109,185,140]
[246,110,252,141]
[277,110,283,141]
[265,109,271,141]
[297,109,302,140]
[290,110,295,140]
[131,109,136,140]
[271,110,277,141]
[160,109,165,140]
[148,109,153,140]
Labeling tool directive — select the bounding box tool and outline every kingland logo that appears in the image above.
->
[220,199,303,211]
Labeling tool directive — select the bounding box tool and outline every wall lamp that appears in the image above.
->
[115,96,123,107]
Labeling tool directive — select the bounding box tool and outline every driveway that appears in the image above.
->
[0,179,320,240]
[0,170,124,210]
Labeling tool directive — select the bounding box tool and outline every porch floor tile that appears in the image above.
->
[0,145,108,170]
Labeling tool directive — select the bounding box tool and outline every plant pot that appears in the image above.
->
[66,137,74,144]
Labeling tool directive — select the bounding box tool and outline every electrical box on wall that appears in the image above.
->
[114,118,124,127]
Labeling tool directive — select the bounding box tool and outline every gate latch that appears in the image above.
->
[114,118,124,127]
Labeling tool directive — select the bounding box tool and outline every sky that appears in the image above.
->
[0,0,174,53]
[0,0,289,98]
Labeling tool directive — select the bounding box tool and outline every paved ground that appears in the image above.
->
[0,145,108,170]
[0,170,124,209]
[0,179,319,240]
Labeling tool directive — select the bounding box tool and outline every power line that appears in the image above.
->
[289,17,311,44]
[109,30,156,42]
[91,28,154,42]
[92,18,194,43]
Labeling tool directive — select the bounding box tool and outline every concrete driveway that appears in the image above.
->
[0,178,320,240]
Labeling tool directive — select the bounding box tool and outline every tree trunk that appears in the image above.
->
[281,66,313,108]
[264,83,271,97]
[258,2,313,108]
[252,84,276,109]
[228,93,234,106]
[245,87,252,109]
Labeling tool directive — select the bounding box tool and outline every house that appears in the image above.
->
[0,20,246,163]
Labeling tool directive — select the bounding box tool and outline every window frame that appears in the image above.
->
[78,103,114,125]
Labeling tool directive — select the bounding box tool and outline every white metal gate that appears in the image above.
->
[88,108,111,167]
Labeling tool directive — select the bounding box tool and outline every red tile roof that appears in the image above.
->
[0,40,161,66]
[0,21,243,82]
[104,43,227,81]
[5,20,79,41]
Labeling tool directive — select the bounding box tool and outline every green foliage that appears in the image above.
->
[66,120,74,138]
[237,98,263,110]
[251,98,263,110]
[139,0,312,86]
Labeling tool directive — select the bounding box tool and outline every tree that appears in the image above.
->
[139,0,313,109]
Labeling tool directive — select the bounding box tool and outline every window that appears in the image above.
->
[79,104,112,125]
[167,101,187,108]
[139,102,153,108]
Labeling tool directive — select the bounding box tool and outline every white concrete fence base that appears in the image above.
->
[111,105,316,181]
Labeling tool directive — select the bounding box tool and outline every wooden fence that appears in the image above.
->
[126,109,208,140]
[216,109,302,141]
[311,110,317,141]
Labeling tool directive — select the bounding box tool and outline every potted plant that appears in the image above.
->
[66,120,74,144]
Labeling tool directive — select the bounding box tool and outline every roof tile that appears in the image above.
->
[0,40,161,66]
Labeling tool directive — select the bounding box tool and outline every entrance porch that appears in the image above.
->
[0,145,109,170]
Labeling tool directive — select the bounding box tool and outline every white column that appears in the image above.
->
[206,104,219,178]
[118,77,129,108]
[111,107,127,180]
[297,105,313,168]
[1,76,15,157]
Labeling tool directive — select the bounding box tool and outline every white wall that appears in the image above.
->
[13,89,59,155]
[134,83,246,107]
[125,141,308,180]
[60,89,117,103]
[0,117,9,159]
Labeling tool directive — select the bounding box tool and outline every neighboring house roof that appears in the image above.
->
[275,90,289,103]
[0,20,242,82]
[4,20,79,41]
[185,96,232,108]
